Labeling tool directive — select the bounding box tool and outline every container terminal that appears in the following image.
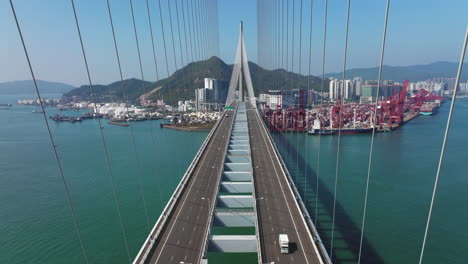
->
[262,80,444,134]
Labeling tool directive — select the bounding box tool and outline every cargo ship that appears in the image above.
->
[308,120,374,135]
[420,103,436,116]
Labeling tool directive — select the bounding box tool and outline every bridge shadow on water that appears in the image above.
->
[270,131,384,264]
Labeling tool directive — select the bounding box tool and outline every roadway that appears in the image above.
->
[141,109,234,264]
[247,104,323,264]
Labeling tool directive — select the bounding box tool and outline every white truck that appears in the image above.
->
[279,234,289,254]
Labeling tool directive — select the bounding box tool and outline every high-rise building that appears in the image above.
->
[329,78,339,99]
[195,87,213,111]
[361,80,402,102]
[204,78,216,89]
[195,78,228,111]
[329,78,354,100]
[445,78,457,92]
[214,80,229,104]
[266,90,283,110]
[307,90,319,105]
[344,80,354,99]
[353,77,362,96]
[291,88,307,109]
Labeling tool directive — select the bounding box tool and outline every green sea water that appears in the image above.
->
[0,94,207,264]
[273,99,468,264]
[1,94,467,264]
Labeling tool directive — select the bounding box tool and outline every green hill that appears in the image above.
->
[0,80,75,95]
[63,56,326,105]
[325,61,468,82]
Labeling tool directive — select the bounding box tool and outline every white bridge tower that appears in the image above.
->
[225,21,256,108]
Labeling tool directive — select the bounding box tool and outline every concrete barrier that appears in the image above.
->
[217,195,254,208]
[220,182,253,193]
[222,171,252,181]
[208,235,257,252]
[214,212,256,226]
[133,109,229,264]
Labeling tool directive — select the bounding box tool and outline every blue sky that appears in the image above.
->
[1,0,467,86]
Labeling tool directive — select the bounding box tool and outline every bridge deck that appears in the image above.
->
[247,104,324,264]
[140,111,234,264]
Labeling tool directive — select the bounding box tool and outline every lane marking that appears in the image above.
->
[252,109,310,264]
[153,117,231,263]
[196,109,236,264]
[254,109,324,264]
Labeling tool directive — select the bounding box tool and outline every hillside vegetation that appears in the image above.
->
[63,56,326,105]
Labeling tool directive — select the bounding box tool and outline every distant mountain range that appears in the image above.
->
[6,60,464,103]
[63,56,325,105]
[325,61,468,82]
[0,80,75,95]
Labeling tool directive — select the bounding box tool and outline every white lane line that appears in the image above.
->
[153,118,228,263]
[196,110,236,264]
[254,111,310,264]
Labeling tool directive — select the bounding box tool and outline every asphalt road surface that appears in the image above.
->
[143,110,234,264]
[247,104,323,264]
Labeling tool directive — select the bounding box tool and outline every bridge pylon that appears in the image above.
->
[225,21,256,108]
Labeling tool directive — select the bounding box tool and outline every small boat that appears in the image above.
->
[32,110,44,113]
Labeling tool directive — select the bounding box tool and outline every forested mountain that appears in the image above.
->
[63,56,326,105]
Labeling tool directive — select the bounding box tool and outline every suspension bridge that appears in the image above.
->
[6,0,468,263]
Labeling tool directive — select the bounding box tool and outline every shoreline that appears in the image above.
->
[161,123,214,132]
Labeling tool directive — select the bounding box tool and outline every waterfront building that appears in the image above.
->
[361,80,402,101]
[266,90,283,110]
[195,78,227,111]
[178,100,195,112]
[410,80,445,94]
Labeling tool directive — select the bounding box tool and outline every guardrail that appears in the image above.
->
[255,109,332,264]
[246,107,264,264]
[214,208,255,213]
[199,106,237,263]
[133,109,228,264]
